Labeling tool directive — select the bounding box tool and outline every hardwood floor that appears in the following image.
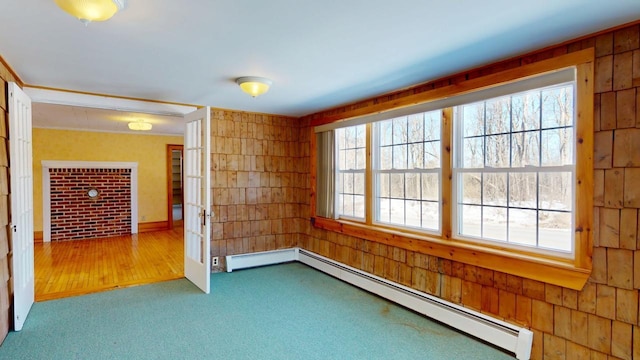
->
[35,227,184,301]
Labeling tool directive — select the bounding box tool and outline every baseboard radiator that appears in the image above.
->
[226,248,533,360]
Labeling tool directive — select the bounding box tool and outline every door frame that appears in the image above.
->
[166,144,184,229]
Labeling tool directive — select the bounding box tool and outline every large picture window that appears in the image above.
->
[311,49,594,289]
[453,83,575,254]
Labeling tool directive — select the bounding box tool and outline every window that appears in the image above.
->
[374,111,441,232]
[453,83,575,255]
[336,125,366,219]
[311,49,594,289]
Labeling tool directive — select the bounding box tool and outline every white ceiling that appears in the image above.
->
[32,103,185,135]
[1,1,640,133]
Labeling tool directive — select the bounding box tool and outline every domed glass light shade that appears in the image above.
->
[54,0,127,24]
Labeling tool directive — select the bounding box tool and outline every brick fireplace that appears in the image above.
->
[42,161,138,242]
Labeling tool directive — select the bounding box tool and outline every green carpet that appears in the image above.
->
[1,262,514,359]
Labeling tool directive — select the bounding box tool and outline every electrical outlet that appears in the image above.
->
[212,256,219,266]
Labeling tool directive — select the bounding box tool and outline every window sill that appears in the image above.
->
[311,216,590,290]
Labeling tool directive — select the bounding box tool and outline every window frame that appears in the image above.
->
[451,82,577,258]
[310,49,594,290]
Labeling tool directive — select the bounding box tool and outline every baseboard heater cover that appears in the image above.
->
[225,248,533,360]
[225,248,299,272]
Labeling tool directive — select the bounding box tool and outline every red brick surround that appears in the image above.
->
[49,168,131,241]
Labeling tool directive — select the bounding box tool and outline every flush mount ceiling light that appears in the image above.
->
[128,120,152,131]
[236,77,272,98]
[54,0,127,24]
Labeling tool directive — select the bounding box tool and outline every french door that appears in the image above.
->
[183,107,211,293]
[9,82,34,331]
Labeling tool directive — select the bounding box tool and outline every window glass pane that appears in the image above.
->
[539,172,572,211]
[393,117,407,144]
[356,124,367,147]
[483,207,507,241]
[408,143,423,169]
[406,200,421,228]
[408,113,424,143]
[461,173,482,205]
[379,121,393,146]
[541,85,573,128]
[421,173,439,201]
[424,140,440,168]
[508,208,537,246]
[485,97,510,135]
[393,144,408,169]
[483,173,507,206]
[508,172,537,209]
[538,211,571,251]
[354,173,365,195]
[342,194,353,215]
[462,137,484,168]
[421,201,439,231]
[460,204,482,237]
[406,173,420,200]
[389,199,405,225]
[343,173,353,193]
[379,173,390,197]
[390,173,405,198]
[541,128,573,166]
[486,134,510,167]
[356,148,366,169]
[424,111,441,141]
[378,198,390,223]
[512,92,540,131]
[511,131,540,167]
[354,195,365,218]
[462,103,485,137]
[344,149,356,170]
[338,149,346,169]
[379,146,392,170]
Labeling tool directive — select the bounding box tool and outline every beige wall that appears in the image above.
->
[33,128,183,232]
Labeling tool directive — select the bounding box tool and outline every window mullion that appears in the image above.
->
[441,108,453,240]
[365,123,373,225]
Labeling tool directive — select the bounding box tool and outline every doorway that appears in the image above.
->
[167,144,184,229]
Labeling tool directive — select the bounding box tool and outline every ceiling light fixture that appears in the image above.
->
[236,77,272,98]
[128,120,152,131]
[54,0,127,24]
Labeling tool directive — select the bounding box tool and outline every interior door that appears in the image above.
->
[8,82,34,331]
[183,107,211,293]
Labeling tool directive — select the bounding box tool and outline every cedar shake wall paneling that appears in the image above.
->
[210,110,308,270]
[297,23,640,360]
[49,168,131,241]
[0,59,16,343]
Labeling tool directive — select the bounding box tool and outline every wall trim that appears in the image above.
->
[41,160,138,242]
[138,221,169,233]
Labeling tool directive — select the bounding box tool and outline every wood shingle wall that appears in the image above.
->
[209,109,308,270]
[298,22,640,359]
